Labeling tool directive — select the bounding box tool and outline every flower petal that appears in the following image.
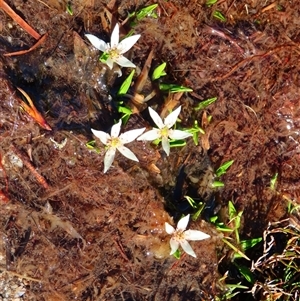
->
[169,129,193,140]
[180,239,197,258]
[164,106,181,128]
[91,129,110,145]
[161,136,170,156]
[137,129,161,141]
[165,222,175,235]
[118,34,141,54]
[169,238,180,255]
[105,57,114,69]
[111,120,122,137]
[117,145,139,161]
[119,127,145,144]
[177,214,190,231]
[85,34,108,52]
[114,55,136,68]
[184,230,210,241]
[103,147,116,173]
[148,107,164,129]
[110,23,119,47]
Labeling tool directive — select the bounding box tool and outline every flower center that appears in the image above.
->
[173,230,185,241]
[108,47,121,60]
[160,126,169,138]
[108,137,121,148]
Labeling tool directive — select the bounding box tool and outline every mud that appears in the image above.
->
[1,0,300,300]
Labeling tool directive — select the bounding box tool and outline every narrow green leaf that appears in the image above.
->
[211,181,224,188]
[240,237,262,251]
[184,195,197,208]
[234,263,255,283]
[136,4,158,21]
[228,200,237,220]
[152,62,167,80]
[66,2,73,15]
[216,160,234,177]
[159,83,193,93]
[192,203,205,221]
[169,140,186,147]
[213,10,226,22]
[118,70,135,95]
[194,97,217,111]
[206,0,218,5]
[270,172,278,190]
[222,238,250,260]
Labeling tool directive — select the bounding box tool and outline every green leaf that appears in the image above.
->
[215,160,234,177]
[192,203,205,221]
[99,52,109,63]
[159,83,193,93]
[222,238,250,260]
[136,4,158,21]
[85,140,100,153]
[118,106,132,124]
[270,172,278,190]
[213,10,226,22]
[184,195,197,209]
[211,181,224,188]
[169,140,186,148]
[206,0,218,5]
[234,263,255,283]
[240,237,262,251]
[118,70,135,95]
[228,200,237,220]
[173,249,181,259]
[66,2,73,15]
[194,97,217,111]
[152,62,167,80]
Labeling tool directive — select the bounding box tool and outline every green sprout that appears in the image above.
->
[66,2,73,15]
[159,83,193,93]
[185,120,205,146]
[270,172,278,190]
[152,62,167,80]
[216,160,234,177]
[213,10,226,22]
[129,4,158,26]
[118,105,132,124]
[194,97,217,111]
[206,0,218,5]
[118,70,135,95]
[85,140,101,153]
[211,160,234,187]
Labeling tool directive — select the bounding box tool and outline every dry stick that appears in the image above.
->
[0,0,41,40]
[11,144,49,189]
[4,33,47,57]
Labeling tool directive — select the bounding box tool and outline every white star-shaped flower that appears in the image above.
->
[137,106,192,156]
[92,120,145,173]
[85,23,141,69]
[165,214,210,258]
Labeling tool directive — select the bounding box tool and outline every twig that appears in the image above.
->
[0,0,41,40]
[11,144,49,189]
[4,33,47,57]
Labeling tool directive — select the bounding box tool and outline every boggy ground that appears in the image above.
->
[1,0,300,300]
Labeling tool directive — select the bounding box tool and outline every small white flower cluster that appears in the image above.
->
[91,106,192,173]
[87,24,210,258]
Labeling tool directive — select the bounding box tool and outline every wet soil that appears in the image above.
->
[1,0,300,300]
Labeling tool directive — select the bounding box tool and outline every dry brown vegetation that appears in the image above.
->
[1,0,300,300]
